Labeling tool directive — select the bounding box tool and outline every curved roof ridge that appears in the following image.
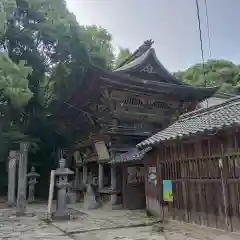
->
[114,48,152,72]
[114,47,185,85]
[116,39,154,69]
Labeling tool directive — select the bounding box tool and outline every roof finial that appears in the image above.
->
[143,39,154,48]
[115,39,154,69]
[136,39,154,57]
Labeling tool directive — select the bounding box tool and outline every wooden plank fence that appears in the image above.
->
[157,129,240,232]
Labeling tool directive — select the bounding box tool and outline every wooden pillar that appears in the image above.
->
[182,180,189,222]
[220,143,232,231]
[122,166,127,208]
[98,163,104,189]
[83,164,88,185]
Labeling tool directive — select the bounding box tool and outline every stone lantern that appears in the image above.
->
[27,166,40,203]
[52,158,74,220]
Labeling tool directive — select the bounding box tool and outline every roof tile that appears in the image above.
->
[137,96,240,148]
[110,147,152,164]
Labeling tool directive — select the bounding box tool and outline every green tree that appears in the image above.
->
[175,60,240,94]
[0,0,90,194]
[0,0,33,150]
[0,55,32,107]
[115,47,131,68]
[0,0,118,195]
[1,0,90,102]
[0,55,33,153]
[81,25,115,69]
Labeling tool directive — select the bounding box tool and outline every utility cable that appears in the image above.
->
[195,0,210,128]
[195,0,207,89]
[195,0,217,135]
[204,0,212,59]
[21,82,95,131]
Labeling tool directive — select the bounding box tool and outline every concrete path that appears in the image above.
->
[0,204,239,240]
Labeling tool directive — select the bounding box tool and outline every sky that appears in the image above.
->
[66,0,240,72]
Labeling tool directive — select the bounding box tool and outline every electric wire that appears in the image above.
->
[28,83,92,118]
[20,82,96,142]
[203,0,212,110]
[195,0,210,130]
[204,0,212,59]
[195,0,217,135]
[195,0,207,89]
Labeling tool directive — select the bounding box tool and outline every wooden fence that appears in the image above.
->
[157,128,240,232]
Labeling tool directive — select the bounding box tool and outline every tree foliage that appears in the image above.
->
[0,54,33,152]
[115,47,131,68]
[174,60,240,94]
[0,55,32,107]
[81,25,115,69]
[0,0,118,177]
[1,0,90,104]
[0,0,33,154]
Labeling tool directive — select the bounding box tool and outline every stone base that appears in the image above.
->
[27,199,37,204]
[67,193,76,204]
[16,211,26,217]
[8,203,15,208]
[84,201,100,209]
[112,204,123,210]
[84,193,100,209]
[52,213,71,221]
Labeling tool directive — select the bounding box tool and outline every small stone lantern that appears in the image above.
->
[52,158,74,220]
[27,166,40,203]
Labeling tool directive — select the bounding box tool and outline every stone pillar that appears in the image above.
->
[82,164,88,186]
[52,158,74,221]
[47,170,55,215]
[8,150,18,207]
[16,142,29,216]
[110,165,117,205]
[27,166,40,203]
[98,163,104,189]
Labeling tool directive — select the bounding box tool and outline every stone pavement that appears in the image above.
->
[163,220,240,240]
[0,203,239,240]
[0,209,69,240]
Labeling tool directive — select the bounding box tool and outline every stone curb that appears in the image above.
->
[57,219,160,235]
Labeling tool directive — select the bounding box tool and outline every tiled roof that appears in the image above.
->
[110,147,152,164]
[198,97,228,108]
[114,49,151,72]
[197,93,235,109]
[137,96,240,148]
[114,48,184,85]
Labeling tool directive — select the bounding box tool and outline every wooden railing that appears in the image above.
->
[103,124,160,136]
